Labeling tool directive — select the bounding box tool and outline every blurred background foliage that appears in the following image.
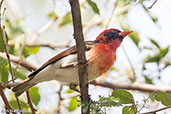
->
[0,0,171,114]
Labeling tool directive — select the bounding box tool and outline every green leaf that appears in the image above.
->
[29,86,40,106]
[145,46,169,63]
[0,58,9,82]
[155,92,171,106]
[122,106,134,114]
[87,0,100,14]
[158,46,169,58]
[142,4,158,23]
[120,22,140,47]
[144,75,153,84]
[66,89,75,94]
[59,12,72,27]
[68,97,79,111]
[0,29,9,52]
[150,39,160,49]
[6,19,24,37]
[10,100,27,109]
[47,12,58,20]
[6,66,27,80]
[23,47,40,57]
[112,89,134,104]
[129,32,140,47]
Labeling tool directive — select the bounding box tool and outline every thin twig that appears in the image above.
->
[26,91,36,114]
[8,39,72,49]
[2,26,16,82]
[148,0,158,9]
[0,83,16,114]
[30,19,56,44]
[57,84,63,114]
[0,10,22,112]
[121,45,136,79]
[0,52,38,71]
[105,1,117,29]
[141,105,171,114]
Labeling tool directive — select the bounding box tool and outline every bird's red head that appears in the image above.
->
[95,28,133,43]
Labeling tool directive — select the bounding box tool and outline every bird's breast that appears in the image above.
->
[87,43,116,80]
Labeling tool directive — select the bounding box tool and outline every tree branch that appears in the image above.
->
[69,0,89,114]
[90,80,171,93]
[0,83,16,114]
[141,105,171,114]
[148,0,158,9]
[26,91,36,114]
[0,52,38,71]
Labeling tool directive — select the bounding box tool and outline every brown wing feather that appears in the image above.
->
[28,41,96,77]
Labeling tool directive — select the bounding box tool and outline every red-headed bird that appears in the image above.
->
[12,28,132,96]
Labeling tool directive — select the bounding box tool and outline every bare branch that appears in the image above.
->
[141,105,171,114]
[0,83,16,114]
[1,26,23,113]
[57,84,63,114]
[148,0,158,9]
[69,0,89,114]
[0,52,38,71]
[90,80,171,93]
[26,91,36,114]
[8,39,72,49]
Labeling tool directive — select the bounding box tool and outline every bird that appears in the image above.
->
[12,28,132,97]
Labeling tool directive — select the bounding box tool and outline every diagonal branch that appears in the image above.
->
[0,83,16,114]
[141,105,171,114]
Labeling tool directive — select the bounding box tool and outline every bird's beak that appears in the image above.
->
[119,31,133,37]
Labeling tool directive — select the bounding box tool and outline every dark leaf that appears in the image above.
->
[122,106,134,114]
[0,29,9,52]
[145,46,169,63]
[144,75,153,84]
[112,89,134,104]
[150,39,160,49]
[155,92,171,106]
[87,0,100,14]
[0,58,9,82]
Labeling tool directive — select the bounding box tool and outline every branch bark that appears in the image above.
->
[0,83,16,114]
[26,91,36,114]
[91,80,171,93]
[69,0,90,114]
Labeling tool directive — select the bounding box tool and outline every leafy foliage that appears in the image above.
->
[122,106,135,114]
[90,89,136,114]
[155,92,171,106]
[59,12,72,27]
[0,58,9,82]
[145,46,169,63]
[68,96,79,111]
[87,0,100,14]
[29,87,40,106]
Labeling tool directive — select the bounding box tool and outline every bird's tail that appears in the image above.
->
[12,77,36,97]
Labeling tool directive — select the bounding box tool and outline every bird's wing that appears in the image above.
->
[28,41,96,77]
